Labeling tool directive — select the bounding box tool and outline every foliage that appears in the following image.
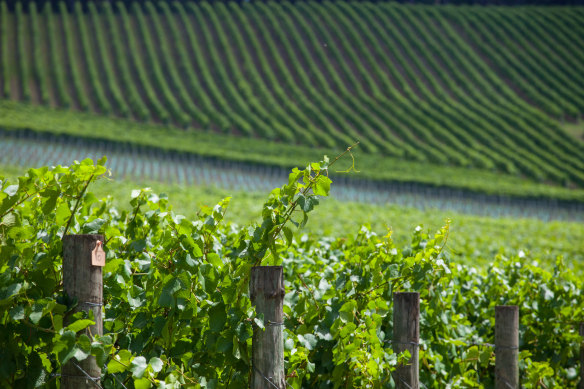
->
[2,115,584,204]
[1,1,584,184]
[2,159,583,269]
[1,159,583,388]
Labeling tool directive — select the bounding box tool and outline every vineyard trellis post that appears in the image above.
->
[250,266,286,389]
[62,234,104,388]
[392,292,420,389]
[495,305,519,389]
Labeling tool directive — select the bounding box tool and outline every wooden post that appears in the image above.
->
[495,305,519,389]
[392,292,420,389]
[250,266,285,389]
[580,323,584,389]
[62,234,104,388]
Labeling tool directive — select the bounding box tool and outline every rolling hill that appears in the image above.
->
[1,0,583,191]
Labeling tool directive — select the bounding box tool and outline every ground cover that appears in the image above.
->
[80,170,584,273]
[0,1,583,186]
[2,162,582,272]
[2,102,584,204]
[1,2,583,385]
[0,160,582,387]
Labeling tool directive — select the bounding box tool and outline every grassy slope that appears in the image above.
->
[2,101,584,203]
[1,2,584,195]
[3,163,581,272]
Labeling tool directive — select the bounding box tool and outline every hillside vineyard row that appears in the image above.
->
[1,1,584,184]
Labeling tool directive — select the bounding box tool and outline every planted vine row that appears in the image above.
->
[0,1,583,186]
[1,130,583,222]
[0,159,583,388]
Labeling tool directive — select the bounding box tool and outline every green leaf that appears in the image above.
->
[207,253,223,269]
[197,267,206,292]
[284,338,295,351]
[53,314,64,332]
[192,241,203,257]
[253,315,265,330]
[0,213,16,227]
[9,305,24,320]
[41,188,60,216]
[340,323,357,339]
[3,184,18,196]
[297,334,318,350]
[387,264,400,279]
[130,239,147,252]
[127,295,144,310]
[208,304,227,333]
[25,351,46,389]
[57,331,77,365]
[107,350,132,374]
[299,211,309,229]
[104,257,123,274]
[479,348,492,368]
[149,357,164,373]
[313,175,332,197]
[29,303,44,324]
[78,334,92,351]
[287,168,302,186]
[91,342,108,368]
[55,202,71,225]
[130,356,147,378]
[297,195,318,213]
[7,225,34,241]
[73,347,90,362]
[0,282,22,301]
[107,359,127,374]
[466,346,480,361]
[283,226,293,247]
[233,339,241,360]
[133,377,152,389]
[82,218,105,234]
[158,277,183,307]
[338,300,357,323]
[67,319,95,333]
[216,336,233,353]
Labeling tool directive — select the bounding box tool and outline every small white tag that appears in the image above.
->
[91,240,106,267]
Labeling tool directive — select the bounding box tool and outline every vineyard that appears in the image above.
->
[1,160,583,388]
[2,129,584,222]
[1,1,584,187]
[1,2,584,387]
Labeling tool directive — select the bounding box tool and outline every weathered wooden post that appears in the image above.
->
[392,292,420,389]
[62,234,105,388]
[580,322,584,389]
[495,305,519,389]
[250,266,285,389]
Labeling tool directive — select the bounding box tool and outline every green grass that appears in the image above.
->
[2,101,584,203]
[4,163,580,271]
[1,1,584,187]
